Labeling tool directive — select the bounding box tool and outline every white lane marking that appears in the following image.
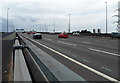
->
[82,59,90,63]
[44,38,52,41]
[101,66,112,72]
[82,41,91,44]
[71,54,76,57]
[57,41,76,46]
[96,40,106,43]
[23,35,119,82]
[62,39,66,40]
[89,48,120,56]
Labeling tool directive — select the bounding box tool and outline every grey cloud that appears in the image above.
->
[1,17,7,32]
[0,17,15,32]
[14,15,27,21]
[14,15,39,23]
[27,16,39,22]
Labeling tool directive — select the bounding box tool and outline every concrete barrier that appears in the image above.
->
[13,38,32,81]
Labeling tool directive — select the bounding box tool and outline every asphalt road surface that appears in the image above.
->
[20,33,119,82]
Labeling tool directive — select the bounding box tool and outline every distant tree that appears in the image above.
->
[81,30,91,33]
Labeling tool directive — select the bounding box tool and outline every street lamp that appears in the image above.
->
[53,19,55,33]
[68,13,70,33]
[105,2,108,34]
[7,8,9,33]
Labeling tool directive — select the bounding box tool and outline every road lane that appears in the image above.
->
[21,33,119,81]
[42,34,118,54]
[89,48,119,56]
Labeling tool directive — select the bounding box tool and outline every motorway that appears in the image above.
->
[20,33,119,82]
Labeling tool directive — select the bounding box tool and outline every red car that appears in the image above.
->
[27,32,31,34]
[32,32,36,34]
[58,33,68,38]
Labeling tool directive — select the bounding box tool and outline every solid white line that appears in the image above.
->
[57,41,76,46]
[89,48,120,56]
[23,35,119,82]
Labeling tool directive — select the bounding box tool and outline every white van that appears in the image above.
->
[73,32,80,36]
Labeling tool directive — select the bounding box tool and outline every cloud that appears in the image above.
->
[13,15,39,23]
[14,15,27,21]
[0,17,15,32]
[0,0,119,32]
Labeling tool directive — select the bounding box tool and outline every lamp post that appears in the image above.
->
[7,8,9,33]
[105,2,108,34]
[68,13,70,33]
[53,19,55,33]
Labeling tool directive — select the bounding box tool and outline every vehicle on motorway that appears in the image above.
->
[49,32,55,35]
[33,33,42,39]
[111,32,120,36]
[27,32,31,34]
[73,32,80,36]
[58,32,68,38]
[32,32,36,34]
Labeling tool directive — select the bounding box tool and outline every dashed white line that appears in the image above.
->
[101,66,112,72]
[89,48,120,56]
[71,54,77,57]
[23,35,119,82]
[82,41,91,44]
[82,59,90,63]
[96,40,106,42]
[44,38,52,41]
[57,41,76,46]
[62,39,66,40]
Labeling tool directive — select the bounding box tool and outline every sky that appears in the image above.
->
[0,0,119,33]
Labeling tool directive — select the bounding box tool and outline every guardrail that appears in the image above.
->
[13,37,32,81]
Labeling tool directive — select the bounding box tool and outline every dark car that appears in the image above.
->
[58,33,68,38]
[33,33,42,39]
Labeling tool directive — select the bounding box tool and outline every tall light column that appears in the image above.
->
[53,19,55,33]
[105,2,108,34]
[68,13,70,33]
[7,8,9,33]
